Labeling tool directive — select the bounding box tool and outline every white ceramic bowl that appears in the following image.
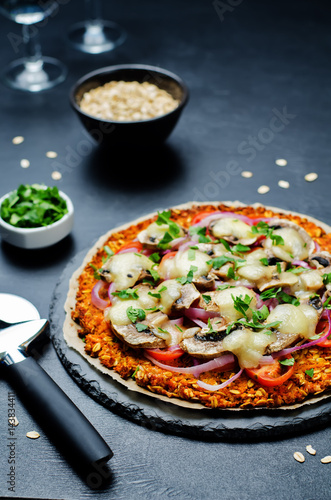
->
[0,190,74,249]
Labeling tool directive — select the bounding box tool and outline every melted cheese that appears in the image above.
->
[211,218,255,240]
[157,279,182,314]
[264,227,309,262]
[102,252,153,290]
[291,270,324,294]
[237,250,273,284]
[266,304,310,338]
[214,286,257,322]
[105,299,138,325]
[158,249,212,280]
[222,328,275,368]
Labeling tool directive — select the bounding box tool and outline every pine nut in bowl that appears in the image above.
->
[0,184,74,249]
[70,64,189,147]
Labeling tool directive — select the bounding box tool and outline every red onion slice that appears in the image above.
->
[144,352,236,377]
[170,236,189,249]
[197,368,243,392]
[191,211,256,228]
[184,307,220,322]
[91,281,109,310]
[272,309,331,358]
[291,260,312,269]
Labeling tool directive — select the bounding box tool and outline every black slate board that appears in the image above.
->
[49,249,331,441]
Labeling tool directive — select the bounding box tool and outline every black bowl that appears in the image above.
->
[70,64,189,147]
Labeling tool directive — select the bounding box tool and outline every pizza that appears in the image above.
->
[63,201,331,410]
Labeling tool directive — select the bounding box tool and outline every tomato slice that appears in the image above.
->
[145,347,185,361]
[116,241,143,254]
[244,355,295,387]
[316,319,331,347]
[191,211,217,225]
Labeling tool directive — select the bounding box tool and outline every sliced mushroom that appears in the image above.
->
[258,271,299,292]
[172,283,200,312]
[111,322,167,349]
[309,251,331,269]
[137,221,186,249]
[262,219,315,262]
[180,318,227,359]
[209,218,258,245]
[192,274,215,291]
[100,252,153,289]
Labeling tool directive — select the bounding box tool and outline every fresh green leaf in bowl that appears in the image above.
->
[0,184,68,228]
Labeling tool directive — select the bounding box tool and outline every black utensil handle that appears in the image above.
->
[5,356,113,465]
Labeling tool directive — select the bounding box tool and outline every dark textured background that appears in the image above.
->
[1,0,331,498]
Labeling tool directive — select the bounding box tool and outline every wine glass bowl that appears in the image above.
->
[0,0,67,92]
[70,64,189,147]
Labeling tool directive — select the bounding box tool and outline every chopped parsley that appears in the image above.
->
[259,287,300,306]
[149,267,160,282]
[176,265,198,285]
[112,289,139,300]
[149,252,161,263]
[279,357,295,366]
[207,255,234,269]
[174,324,183,332]
[135,323,149,332]
[102,246,114,263]
[189,225,211,243]
[0,183,68,228]
[305,368,314,378]
[232,243,250,253]
[260,258,269,266]
[156,210,181,248]
[227,267,238,280]
[251,221,284,246]
[322,273,331,286]
[126,306,146,323]
[188,248,196,261]
[202,294,212,304]
[232,294,253,319]
[131,366,140,379]
[89,264,102,280]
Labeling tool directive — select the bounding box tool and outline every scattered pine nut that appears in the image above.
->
[293,452,305,463]
[278,180,290,189]
[8,416,19,427]
[46,151,58,158]
[305,173,318,182]
[51,171,62,180]
[275,159,287,166]
[26,431,40,439]
[257,185,270,194]
[241,171,253,178]
[306,445,316,455]
[12,136,24,145]
[321,456,331,464]
[20,159,30,168]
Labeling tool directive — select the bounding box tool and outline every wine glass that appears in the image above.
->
[0,0,67,92]
[67,0,126,54]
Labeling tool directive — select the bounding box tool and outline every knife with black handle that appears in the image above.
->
[1,319,113,467]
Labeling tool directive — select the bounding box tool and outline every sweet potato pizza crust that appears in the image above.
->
[63,201,331,410]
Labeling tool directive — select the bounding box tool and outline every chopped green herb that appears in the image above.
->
[227,267,237,280]
[135,323,149,332]
[188,248,196,261]
[89,264,102,280]
[207,255,234,269]
[251,221,284,246]
[131,366,140,379]
[156,210,181,237]
[217,284,235,291]
[232,243,250,253]
[148,291,161,299]
[323,273,331,286]
[287,266,307,274]
[176,265,198,285]
[157,231,175,249]
[0,183,68,228]
[150,267,160,282]
[305,368,314,378]
[276,262,282,274]
[202,294,212,304]
[279,357,295,366]
[259,286,299,306]
[231,294,253,319]
[126,306,146,323]
[112,289,139,300]
[149,252,161,263]
[158,327,169,334]
[174,324,183,332]
[260,258,269,266]
[189,225,211,243]
[270,234,285,246]
[102,246,114,262]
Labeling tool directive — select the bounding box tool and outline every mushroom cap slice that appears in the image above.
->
[309,251,331,269]
[210,218,258,245]
[263,219,315,261]
[111,323,167,349]
[180,318,227,359]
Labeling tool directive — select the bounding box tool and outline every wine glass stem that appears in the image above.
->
[85,0,102,22]
[22,24,42,63]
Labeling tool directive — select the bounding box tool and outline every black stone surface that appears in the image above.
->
[1,0,331,498]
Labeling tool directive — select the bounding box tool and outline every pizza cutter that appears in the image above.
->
[0,294,113,467]
[0,293,40,328]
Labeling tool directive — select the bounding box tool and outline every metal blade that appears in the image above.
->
[0,319,49,360]
[0,293,40,328]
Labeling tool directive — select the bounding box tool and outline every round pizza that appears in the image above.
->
[63,201,331,410]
